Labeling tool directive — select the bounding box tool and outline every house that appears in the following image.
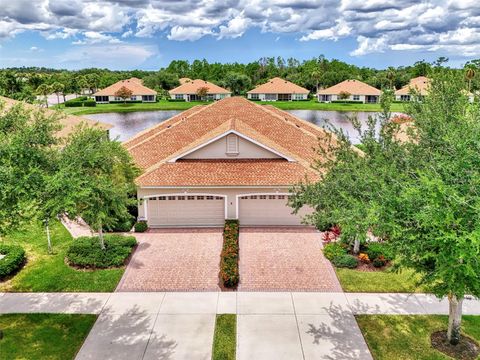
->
[169,79,231,101]
[0,96,112,138]
[124,97,336,227]
[247,77,309,101]
[317,79,381,103]
[93,78,157,103]
[179,77,192,85]
[395,76,429,101]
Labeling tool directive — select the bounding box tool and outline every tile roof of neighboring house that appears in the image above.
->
[247,77,309,94]
[129,77,143,84]
[93,78,157,96]
[169,79,231,95]
[125,97,336,187]
[0,96,112,138]
[317,79,381,96]
[179,77,192,84]
[395,76,430,96]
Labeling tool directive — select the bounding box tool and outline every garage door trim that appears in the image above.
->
[143,193,228,222]
[235,192,291,219]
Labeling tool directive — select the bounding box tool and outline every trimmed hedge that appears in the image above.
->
[220,220,239,288]
[66,234,137,269]
[330,100,364,104]
[108,100,143,104]
[0,244,26,279]
[64,97,96,107]
[168,99,186,102]
[134,221,148,233]
[332,254,358,268]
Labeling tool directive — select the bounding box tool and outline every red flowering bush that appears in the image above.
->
[220,220,239,288]
[322,225,341,243]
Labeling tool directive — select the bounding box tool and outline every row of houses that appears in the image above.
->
[92,76,437,104]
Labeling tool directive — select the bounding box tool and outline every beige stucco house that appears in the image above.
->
[93,78,157,103]
[169,79,231,101]
[395,76,429,101]
[125,97,335,227]
[247,77,309,101]
[317,79,381,103]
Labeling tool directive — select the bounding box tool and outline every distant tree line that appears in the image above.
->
[0,56,479,103]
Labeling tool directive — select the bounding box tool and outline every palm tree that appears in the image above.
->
[311,70,321,93]
[51,82,64,105]
[36,84,52,108]
[386,67,396,89]
[465,67,476,93]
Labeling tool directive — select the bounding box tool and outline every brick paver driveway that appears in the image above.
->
[239,227,342,292]
[116,228,222,292]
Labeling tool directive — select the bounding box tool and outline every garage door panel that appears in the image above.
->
[147,196,225,227]
[239,195,311,226]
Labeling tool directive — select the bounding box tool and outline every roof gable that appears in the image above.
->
[395,76,430,96]
[169,79,231,95]
[247,77,309,94]
[317,79,381,96]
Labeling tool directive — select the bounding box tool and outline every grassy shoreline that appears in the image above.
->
[57,99,405,115]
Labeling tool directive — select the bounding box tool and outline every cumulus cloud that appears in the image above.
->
[0,0,479,57]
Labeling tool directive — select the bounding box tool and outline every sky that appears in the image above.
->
[0,0,479,70]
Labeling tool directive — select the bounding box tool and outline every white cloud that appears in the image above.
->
[300,20,351,41]
[218,14,250,39]
[72,31,122,45]
[350,35,388,56]
[167,26,212,41]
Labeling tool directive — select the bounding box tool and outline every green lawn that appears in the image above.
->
[356,315,480,360]
[335,268,424,293]
[57,99,405,115]
[212,314,236,360]
[0,313,97,360]
[0,220,125,292]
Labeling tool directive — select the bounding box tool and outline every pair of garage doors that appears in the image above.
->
[146,194,305,227]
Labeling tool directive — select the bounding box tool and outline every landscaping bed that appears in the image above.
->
[0,313,97,360]
[356,315,480,360]
[0,220,128,292]
[220,220,239,289]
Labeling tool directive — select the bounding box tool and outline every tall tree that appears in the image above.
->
[35,84,51,108]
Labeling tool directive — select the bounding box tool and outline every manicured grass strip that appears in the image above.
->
[0,313,97,360]
[0,220,125,292]
[356,315,480,360]
[335,268,423,293]
[212,314,236,360]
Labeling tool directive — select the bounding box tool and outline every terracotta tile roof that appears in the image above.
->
[317,79,381,96]
[137,159,319,186]
[169,79,231,95]
[0,96,112,138]
[126,97,336,187]
[247,77,309,94]
[93,78,157,96]
[179,77,192,84]
[395,76,430,96]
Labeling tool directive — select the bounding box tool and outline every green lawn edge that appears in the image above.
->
[356,315,480,360]
[0,220,125,292]
[212,314,237,360]
[0,313,97,360]
[56,99,405,115]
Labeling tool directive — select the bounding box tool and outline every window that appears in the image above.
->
[215,196,223,200]
[158,196,166,201]
[226,134,239,155]
[187,196,195,200]
[278,195,285,200]
[114,96,122,101]
[260,195,267,199]
[250,93,259,100]
[177,196,185,200]
[294,94,304,100]
[206,196,214,200]
[175,94,183,100]
[206,94,215,101]
[250,195,257,199]
[142,95,155,102]
[197,196,204,200]
[265,94,277,101]
[95,96,108,102]
[400,95,410,102]
[168,196,176,200]
[353,95,360,101]
[269,195,276,199]
[130,96,137,101]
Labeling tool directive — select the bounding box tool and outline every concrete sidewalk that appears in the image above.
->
[1,292,479,360]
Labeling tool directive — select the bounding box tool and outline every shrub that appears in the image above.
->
[220,220,239,288]
[0,244,26,279]
[323,242,347,261]
[372,256,387,268]
[167,99,186,102]
[66,234,137,269]
[134,221,148,233]
[83,99,96,107]
[365,242,393,261]
[332,254,358,268]
[330,100,364,104]
[358,253,370,263]
[322,225,341,243]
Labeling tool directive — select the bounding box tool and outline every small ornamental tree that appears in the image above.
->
[292,69,480,346]
[196,86,209,100]
[114,86,133,104]
[338,91,351,100]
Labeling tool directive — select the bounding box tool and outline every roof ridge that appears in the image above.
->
[124,101,219,149]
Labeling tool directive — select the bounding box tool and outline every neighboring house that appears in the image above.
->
[179,77,192,85]
[93,78,157,103]
[317,79,381,103]
[0,96,112,137]
[124,97,336,227]
[246,77,309,101]
[169,79,231,101]
[395,76,429,101]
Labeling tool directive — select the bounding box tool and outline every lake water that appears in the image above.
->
[86,109,397,144]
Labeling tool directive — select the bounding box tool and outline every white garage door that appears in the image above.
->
[238,194,309,226]
[147,195,225,227]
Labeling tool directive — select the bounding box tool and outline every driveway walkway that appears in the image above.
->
[239,227,342,291]
[116,229,223,292]
[3,292,479,360]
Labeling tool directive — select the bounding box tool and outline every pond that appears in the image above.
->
[86,109,398,144]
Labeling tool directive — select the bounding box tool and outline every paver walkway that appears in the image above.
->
[116,229,223,292]
[239,227,342,291]
[2,291,479,360]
